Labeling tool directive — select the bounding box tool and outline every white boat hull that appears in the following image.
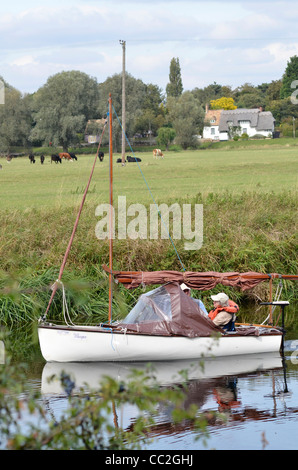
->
[38,324,283,362]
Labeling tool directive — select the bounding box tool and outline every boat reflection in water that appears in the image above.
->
[41,352,283,393]
[41,352,290,444]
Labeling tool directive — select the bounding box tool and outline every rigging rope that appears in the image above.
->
[112,104,186,272]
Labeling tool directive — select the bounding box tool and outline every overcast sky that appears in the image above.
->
[1,0,298,95]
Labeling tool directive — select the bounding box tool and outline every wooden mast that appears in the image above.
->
[108,93,113,323]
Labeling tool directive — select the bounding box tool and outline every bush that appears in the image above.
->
[251,134,266,140]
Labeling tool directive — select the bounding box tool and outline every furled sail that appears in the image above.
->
[102,265,297,291]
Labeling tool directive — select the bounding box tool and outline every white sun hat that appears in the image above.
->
[210,292,229,305]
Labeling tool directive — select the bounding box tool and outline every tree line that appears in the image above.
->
[1,55,298,152]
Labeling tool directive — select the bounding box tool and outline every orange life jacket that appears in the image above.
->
[208,300,239,321]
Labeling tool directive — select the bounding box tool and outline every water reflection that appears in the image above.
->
[1,337,298,450]
[41,353,283,393]
[39,352,295,449]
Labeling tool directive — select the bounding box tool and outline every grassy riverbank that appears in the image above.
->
[0,148,297,325]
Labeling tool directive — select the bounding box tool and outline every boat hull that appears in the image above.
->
[38,324,283,362]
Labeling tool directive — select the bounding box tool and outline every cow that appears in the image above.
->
[51,154,62,164]
[6,155,13,163]
[98,151,104,162]
[29,153,36,164]
[59,152,73,161]
[40,154,45,164]
[153,149,164,158]
[0,164,2,170]
[68,152,77,161]
[126,155,141,162]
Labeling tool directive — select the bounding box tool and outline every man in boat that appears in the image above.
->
[180,283,208,315]
[208,292,239,331]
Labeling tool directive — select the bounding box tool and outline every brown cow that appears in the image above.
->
[153,149,164,158]
[59,152,73,161]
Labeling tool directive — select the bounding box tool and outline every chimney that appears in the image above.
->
[205,103,209,113]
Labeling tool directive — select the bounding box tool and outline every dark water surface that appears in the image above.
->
[2,335,298,451]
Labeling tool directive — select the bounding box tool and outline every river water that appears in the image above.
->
[2,334,298,451]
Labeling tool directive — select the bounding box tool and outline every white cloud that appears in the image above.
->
[10,55,38,66]
[0,1,297,94]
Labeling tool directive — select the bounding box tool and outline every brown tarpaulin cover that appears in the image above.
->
[117,282,222,337]
[102,265,297,291]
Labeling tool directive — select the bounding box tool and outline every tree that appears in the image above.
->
[98,74,165,148]
[166,58,183,98]
[191,82,233,110]
[266,97,298,125]
[280,55,298,99]
[30,71,99,151]
[133,84,165,136]
[167,92,204,149]
[210,97,237,110]
[98,73,147,151]
[233,83,265,109]
[156,127,176,150]
[0,85,31,152]
[265,80,282,103]
[142,83,165,114]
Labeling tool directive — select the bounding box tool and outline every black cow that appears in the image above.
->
[40,154,45,164]
[126,155,141,162]
[29,153,36,164]
[68,152,77,161]
[98,151,104,162]
[51,154,62,164]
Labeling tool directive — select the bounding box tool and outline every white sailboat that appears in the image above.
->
[38,94,295,363]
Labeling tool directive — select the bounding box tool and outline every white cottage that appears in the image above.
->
[203,107,275,141]
[202,108,223,140]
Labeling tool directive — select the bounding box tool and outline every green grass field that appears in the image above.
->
[0,146,297,210]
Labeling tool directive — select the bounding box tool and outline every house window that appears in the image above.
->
[210,118,216,124]
[211,127,215,135]
[242,128,247,134]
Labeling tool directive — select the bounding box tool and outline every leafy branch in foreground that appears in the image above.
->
[0,359,222,450]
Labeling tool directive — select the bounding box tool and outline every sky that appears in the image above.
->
[1,0,298,95]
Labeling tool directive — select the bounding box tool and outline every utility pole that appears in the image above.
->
[119,40,126,165]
